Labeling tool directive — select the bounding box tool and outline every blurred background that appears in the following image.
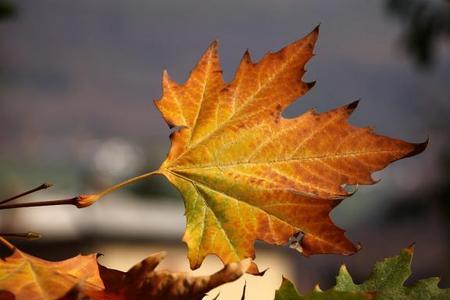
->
[0,0,449,299]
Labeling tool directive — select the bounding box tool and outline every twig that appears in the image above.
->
[0,232,42,240]
[0,183,53,205]
[0,236,15,251]
[0,171,158,210]
[0,197,79,210]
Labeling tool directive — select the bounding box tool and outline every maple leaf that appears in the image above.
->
[333,246,450,300]
[274,247,450,300]
[0,239,250,300]
[61,252,251,300]
[0,248,104,300]
[154,26,427,269]
[274,277,372,300]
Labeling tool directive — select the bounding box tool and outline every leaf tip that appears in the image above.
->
[339,264,348,273]
[242,49,252,64]
[246,261,266,276]
[306,24,320,46]
[162,69,170,83]
[405,243,416,255]
[153,251,168,259]
[306,81,316,90]
[312,23,320,35]
[209,39,219,51]
[406,139,428,158]
[346,99,360,112]
[344,242,361,256]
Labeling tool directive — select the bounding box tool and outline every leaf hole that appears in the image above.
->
[341,184,358,196]
[288,231,304,254]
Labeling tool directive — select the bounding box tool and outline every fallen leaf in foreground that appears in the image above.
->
[275,277,372,300]
[275,247,450,300]
[0,246,250,300]
[0,248,103,300]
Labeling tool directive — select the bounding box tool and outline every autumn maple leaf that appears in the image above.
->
[153,26,427,269]
[0,247,104,299]
[60,252,251,300]
[0,238,250,300]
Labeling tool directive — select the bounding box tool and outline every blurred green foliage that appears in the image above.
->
[0,0,16,21]
[386,0,450,68]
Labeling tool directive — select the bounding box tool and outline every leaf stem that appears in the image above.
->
[0,183,53,205]
[94,170,159,198]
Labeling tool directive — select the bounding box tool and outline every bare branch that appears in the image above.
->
[0,183,53,205]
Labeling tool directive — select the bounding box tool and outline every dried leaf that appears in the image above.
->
[117,252,251,300]
[0,248,249,300]
[275,247,450,300]
[0,249,104,300]
[155,27,426,269]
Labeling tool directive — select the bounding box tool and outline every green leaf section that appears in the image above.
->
[275,277,371,300]
[275,247,450,300]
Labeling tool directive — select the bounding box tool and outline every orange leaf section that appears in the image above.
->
[155,26,427,269]
[0,247,250,300]
[0,249,103,300]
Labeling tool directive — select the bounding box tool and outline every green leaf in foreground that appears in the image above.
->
[275,277,372,300]
[276,246,450,300]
